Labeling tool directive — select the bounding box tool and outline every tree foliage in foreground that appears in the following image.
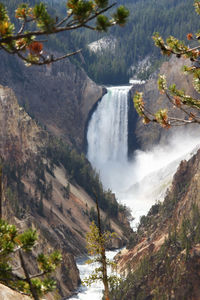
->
[134,0,200,128]
[0,219,62,299]
[83,221,120,300]
[0,0,129,65]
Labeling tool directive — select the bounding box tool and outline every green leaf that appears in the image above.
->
[33,3,55,31]
[96,15,110,31]
[18,229,37,251]
[113,6,129,26]
[95,0,109,9]
[133,92,144,117]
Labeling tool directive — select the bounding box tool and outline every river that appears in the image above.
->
[69,250,119,300]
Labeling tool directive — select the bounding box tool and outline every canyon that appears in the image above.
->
[0,83,131,299]
[0,19,200,299]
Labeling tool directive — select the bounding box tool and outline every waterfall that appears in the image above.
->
[87,86,200,225]
[87,86,130,164]
[87,86,131,189]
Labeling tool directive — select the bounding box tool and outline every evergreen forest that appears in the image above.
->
[1,0,199,84]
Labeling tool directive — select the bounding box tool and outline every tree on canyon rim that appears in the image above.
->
[0,0,129,65]
[134,0,200,128]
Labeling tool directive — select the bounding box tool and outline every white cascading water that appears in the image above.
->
[69,85,200,300]
[87,86,129,164]
[69,249,119,300]
[87,86,130,190]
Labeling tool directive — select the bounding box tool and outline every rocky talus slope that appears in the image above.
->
[111,148,200,299]
[0,85,131,299]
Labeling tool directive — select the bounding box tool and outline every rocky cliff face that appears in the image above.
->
[112,148,200,299]
[130,56,199,151]
[0,85,47,162]
[0,85,80,298]
[0,84,131,298]
[0,52,104,150]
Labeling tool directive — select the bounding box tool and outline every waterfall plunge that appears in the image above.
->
[87,86,130,190]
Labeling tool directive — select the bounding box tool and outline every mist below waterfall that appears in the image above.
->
[87,86,200,228]
[118,132,200,227]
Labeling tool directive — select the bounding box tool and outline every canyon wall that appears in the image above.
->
[113,148,200,299]
[0,52,104,150]
[0,84,131,298]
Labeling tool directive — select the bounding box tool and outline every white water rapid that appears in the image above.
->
[69,250,119,300]
[69,85,200,300]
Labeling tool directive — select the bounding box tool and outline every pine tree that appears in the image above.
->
[0,219,62,299]
[83,194,120,300]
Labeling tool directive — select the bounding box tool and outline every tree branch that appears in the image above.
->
[29,271,48,279]
[16,48,82,65]
[56,12,73,27]
[0,3,116,45]
[83,24,96,30]
[18,20,26,34]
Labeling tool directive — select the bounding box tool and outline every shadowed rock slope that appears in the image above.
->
[0,52,104,151]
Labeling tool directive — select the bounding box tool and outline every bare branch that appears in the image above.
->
[83,24,96,30]
[16,48,82,65]
[18,20,26,34]
[19,249,40,300]
[29,271,48,279]
[56,11,73,27]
